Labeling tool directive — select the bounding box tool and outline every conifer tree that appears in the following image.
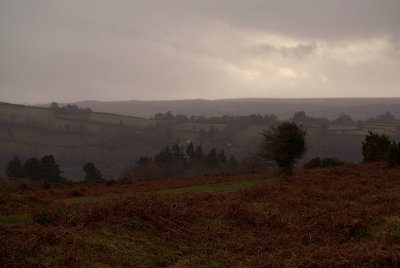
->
[217,150,227,165]
[228,155,239,170]
[83,162,103,182]
[39,155,63,182]
[5,156,25,179]
[24,157,41,180]
[205,148,219,167]
[186,142,195,160]
[193,145,205,163]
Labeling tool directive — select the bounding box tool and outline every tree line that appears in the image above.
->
[154,112,279,125]
[5,155,103,183]
[154,110,399,127]
[4,121,400,183]
[120,141,240,180]
[50,102,92,117]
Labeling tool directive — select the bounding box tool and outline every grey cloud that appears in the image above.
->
[245,43,317,59]
[186,0,400,40]
[391,37,400,51]
[0,0,399,103]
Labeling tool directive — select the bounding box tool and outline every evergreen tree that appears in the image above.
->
[217,150,227,165]
[186,142,195,160]
[136,156,152,166]
[155,146,173,164]
[5,156,25,179]
[205,148,219,167]
[83,162,103,182]
[228,155,239,170]
[24,157,41,180]
[172,142,185,162]
[39,155,63,182]
[193,145,205,163]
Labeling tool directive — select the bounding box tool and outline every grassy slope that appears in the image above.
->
[0,102,159,178]
[0,102,151,128]
[2,102,397,150]
[1,164,400,267]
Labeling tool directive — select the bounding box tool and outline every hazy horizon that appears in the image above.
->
[1,0,399,103]
[6,96,400,107]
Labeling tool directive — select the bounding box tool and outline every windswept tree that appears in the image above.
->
[260,122,306,175]
[83,162,103,182]
[5,156,25,179]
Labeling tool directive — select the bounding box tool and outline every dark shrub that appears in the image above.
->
[362,131,391,162]
[32,209,64,226]
[387,141,400,167]
[68,190,83,197]
[304,157,345,169]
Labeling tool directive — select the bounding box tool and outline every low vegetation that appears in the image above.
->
[362,131,400,167]
[1,164,400,266]
[304,157,345,169]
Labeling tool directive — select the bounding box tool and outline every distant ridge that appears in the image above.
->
[75,98,400,119]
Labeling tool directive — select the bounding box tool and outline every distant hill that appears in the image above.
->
[0,102,157,179]
[76,98,400,119]
[1,101,399,181]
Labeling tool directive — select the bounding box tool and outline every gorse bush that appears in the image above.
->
[387,141,400,167]
[361,131,400,168]
[304,157,345,169]
[362,131,391,162]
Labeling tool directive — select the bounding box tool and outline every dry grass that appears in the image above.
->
[1,164,400,267]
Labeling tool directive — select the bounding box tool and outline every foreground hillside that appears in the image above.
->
[1,164,400,267]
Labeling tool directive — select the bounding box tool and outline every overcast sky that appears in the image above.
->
[0,0,399,103]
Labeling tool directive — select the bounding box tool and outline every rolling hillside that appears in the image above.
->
[76,98,400,119]
[1,101,399,180]
[0,102,158,179]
